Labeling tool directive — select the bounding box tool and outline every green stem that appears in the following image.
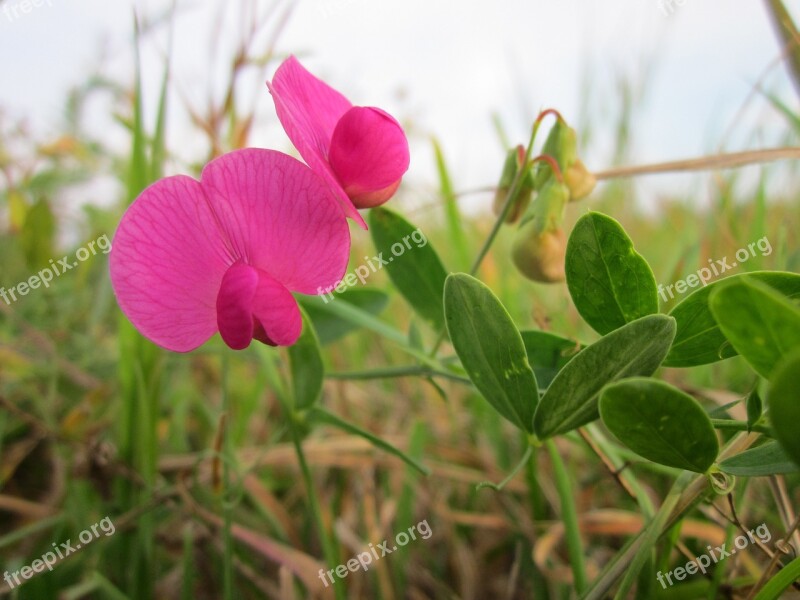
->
[710,419,772,436]
[327,365,471,385]
[546,439,588,594]
[428,114,547,358]
[583,424,655,517]
[583,431,758,600]
[467,119,541,276]
[309,406,431,475]
[221,354,234,600]
[476,445,533,491]
[289,417,345,600]
[611,471,694,600]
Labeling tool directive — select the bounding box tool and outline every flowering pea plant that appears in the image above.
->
[107,54,800,600]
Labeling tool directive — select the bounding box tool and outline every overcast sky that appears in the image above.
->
[0,0,797,215]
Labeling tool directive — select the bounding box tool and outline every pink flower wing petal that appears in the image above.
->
[109,175,231,352]
[267,56,366,228]
[328,106,410,208]
[200,149,351,295]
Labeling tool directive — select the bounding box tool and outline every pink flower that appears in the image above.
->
[268,56,410,227]
[109,149,350,352]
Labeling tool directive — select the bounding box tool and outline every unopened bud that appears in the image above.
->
[493,145,534,223]
[534,119,577,190]
[564,159,596,201]
[512,225,567,283]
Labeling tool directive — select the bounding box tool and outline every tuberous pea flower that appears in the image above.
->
[268,56,410,227]
[109,149,350,352]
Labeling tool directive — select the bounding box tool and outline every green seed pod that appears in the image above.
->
[519,178,570,231]
[512,179,570,283]
[564,159,596,201]
[493,145,534,223]
[511,225,567,283]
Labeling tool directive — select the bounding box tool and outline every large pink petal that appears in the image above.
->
[109,175,231,352]
[328,107,410,208]
[200,149,351,295]
[267,56,366,228]
[216,263,301,349]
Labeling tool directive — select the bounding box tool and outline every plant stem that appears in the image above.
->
[428,113,548,358]
[220,354,234,600]
[467,118,542,276]
[476,445,533,491]
[546,439,588,594]
[309,406,431,475]
[710,419,773,435]
[594,147,800,181]
[327,365,471,385]
[289,417,345,600]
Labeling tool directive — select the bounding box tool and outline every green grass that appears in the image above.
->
[1,6,799,600]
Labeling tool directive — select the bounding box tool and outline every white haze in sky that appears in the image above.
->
[0,0,797,217]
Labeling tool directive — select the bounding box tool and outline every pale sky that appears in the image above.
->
[0,0,797,217]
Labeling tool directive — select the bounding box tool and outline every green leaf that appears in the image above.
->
[753,555,800,600]
[288,308,324,410]
[565,212,658,335]
[299,288,388,345]
[444,273,538,432]
[719,441,799,477]
[533,315,676,439]
[769,350,800,468]
[599,379,718,472]
[369,208,449,330]
[746,389,763,431]
[520,330,583,389]
[664,271,800,367]
[709,277,800,379]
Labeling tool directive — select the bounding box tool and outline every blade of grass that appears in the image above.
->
[764,0,800,101]
[432,137,470,270]
[308,406,431,476]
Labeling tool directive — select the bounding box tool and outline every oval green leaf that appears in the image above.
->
[565,211,658,335]
[369,208,449,330]
[520,330,583,389]
[288,308,324,410]
[664,271,800,367]
[709,277,800,379]
[444,273,538,432]
[769,350,800,468]
[599,378,718,473]
[719,441,798,477]
[533,314,676,439]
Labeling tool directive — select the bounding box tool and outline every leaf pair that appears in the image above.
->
[665,271,800,368]
[443,273,677,438]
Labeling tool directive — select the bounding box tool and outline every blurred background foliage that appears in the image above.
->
[0,1,799,598]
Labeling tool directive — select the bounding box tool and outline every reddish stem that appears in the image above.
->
[531,154,565,183]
